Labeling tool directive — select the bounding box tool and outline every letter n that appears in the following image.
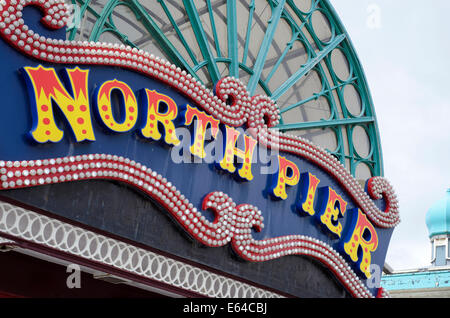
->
[22,65,95,143]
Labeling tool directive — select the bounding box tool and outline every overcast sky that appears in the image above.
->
[330,0,450,270]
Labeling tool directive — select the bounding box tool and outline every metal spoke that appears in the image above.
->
[271,34,345,101]
[227,0,239,77]
[183,0,221,84]
[277,116,374,131]
[246,0,287,95]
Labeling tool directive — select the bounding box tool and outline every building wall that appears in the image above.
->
[388,287,450,298]
[382,266,450,297]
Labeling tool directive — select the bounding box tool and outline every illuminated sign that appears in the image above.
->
[0,0,400,298]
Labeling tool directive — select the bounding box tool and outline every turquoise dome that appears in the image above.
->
[426,189,450,238]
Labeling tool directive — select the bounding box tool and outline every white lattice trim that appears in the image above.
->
[0,201,283,298]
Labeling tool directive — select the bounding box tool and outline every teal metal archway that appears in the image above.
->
[66,0,383,180]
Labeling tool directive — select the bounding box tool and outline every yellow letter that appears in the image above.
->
[96,79,138,132]
[317,187,347,237]
[297,172,320,215]
[22,65,94,143]
[342,208,379,278]
[184,105,219,158]
[271,156,300,200]
[219,126,257,181]
[140,89,180,146]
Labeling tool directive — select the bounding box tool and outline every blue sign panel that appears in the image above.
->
[0,1,400,298]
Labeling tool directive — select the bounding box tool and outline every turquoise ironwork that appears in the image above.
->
[226,0,239,77]
[67,0,384,180]
[246,0,286,95]
[183,0,221,84]
[270,33,346,101]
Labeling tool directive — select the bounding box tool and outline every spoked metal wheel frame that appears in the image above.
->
[67,0,384,182]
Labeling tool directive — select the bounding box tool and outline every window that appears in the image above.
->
[436,245,446,266]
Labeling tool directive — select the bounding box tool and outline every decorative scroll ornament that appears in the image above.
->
[0,153,388,298]
[0,0,398,298]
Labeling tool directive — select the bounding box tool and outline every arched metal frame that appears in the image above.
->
[66,0,383,180]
